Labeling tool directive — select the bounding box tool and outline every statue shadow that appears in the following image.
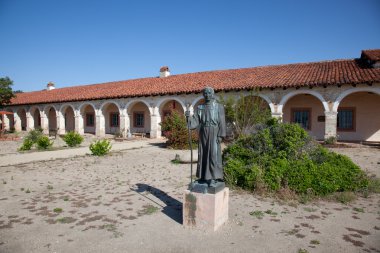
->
[133,183,183,224]
[148,142,167,149]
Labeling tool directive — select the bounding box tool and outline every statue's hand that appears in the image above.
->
[218,137,223,143]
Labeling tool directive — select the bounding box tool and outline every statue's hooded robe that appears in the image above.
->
[188,100,226,181]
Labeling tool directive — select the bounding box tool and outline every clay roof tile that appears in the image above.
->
[10,57,380,105]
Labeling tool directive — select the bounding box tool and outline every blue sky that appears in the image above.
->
[1,0,379,92]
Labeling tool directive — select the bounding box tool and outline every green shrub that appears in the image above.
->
[36,136,53,149]
[367,177,380,193]
[324,136,337,145]
[359,176,380,197]
[19,138,34,151]
[223,120,368,196]
[333,192,356,204]
[160,110,198,149]
[89,139,112,156]
[18,128,45,151]
[63,131,84,147]
[26,128,43,143]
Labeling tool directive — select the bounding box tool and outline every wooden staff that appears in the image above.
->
[186,110,193,185]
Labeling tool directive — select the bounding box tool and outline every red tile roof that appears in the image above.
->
[362,49,380,61]
[10,55,380,106]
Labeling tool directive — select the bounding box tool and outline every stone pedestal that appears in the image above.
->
[183,187,229,231]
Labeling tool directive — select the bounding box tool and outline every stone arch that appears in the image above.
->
[278,90,329,113]
[100,101,121,134]
[245,93,275,113]
[332,87,380,112]
[281,90,326,140]
[125,99,152,115]
[60,104,75,132]
[238,94,272,114]
[78,102,97,114]
[334,89,380,142]
[29,106,41,129]
[17,108,27,131]
[99,100,122,113]
[59,104,75,116]
[43,105,58,132]
[230,91,275,113]
[79,103,97,134]
[43,104,58,115]
[127,100,151,135]
[157,97,186,121]
[2,108,14,131]
[156,97,186,112]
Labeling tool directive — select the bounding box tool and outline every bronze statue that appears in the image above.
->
[186,87,226,192]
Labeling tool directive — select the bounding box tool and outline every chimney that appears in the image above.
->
[159,66,170,78]
[361,49,380,68]
[47,82,55,90]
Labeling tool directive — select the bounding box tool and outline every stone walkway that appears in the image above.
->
[0,139,163,167]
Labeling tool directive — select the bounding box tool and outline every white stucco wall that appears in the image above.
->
[337,92,380,141]
[282,94,325,140]
[82,105,96,134]
[103,103,120,134]
[129,102,151,134]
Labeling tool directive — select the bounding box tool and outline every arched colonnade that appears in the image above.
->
[3,85,380,142]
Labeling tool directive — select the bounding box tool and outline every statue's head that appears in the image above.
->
[203,87,215,102]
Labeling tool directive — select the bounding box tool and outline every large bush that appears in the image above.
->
[223,119,368,196]
[160,110,198,149]
[63,131,84,147]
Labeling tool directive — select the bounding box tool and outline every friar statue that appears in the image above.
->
[185,87,226,190]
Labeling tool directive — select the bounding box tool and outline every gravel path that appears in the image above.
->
[0,140,379,253]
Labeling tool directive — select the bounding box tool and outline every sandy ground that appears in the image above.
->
[0,138,379,253]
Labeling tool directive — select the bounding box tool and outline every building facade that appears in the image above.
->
[2,50,380,142]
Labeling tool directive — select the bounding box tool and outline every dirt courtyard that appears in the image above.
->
[0,140,379,253]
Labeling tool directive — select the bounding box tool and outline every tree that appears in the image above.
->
[160,110,198,149]
[219,90,272,139]
[0,77,16,106]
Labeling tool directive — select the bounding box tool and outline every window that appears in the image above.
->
[86,113,94,127]
[110,113,119,127]
[337,108,355,131]
[291,108,311,130]
[134,112,144,127]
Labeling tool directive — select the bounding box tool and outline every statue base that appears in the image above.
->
[188,180,225,194]
[183,187,229,231]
